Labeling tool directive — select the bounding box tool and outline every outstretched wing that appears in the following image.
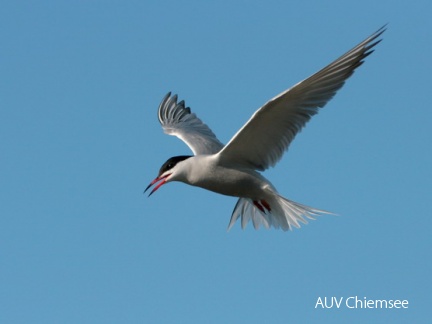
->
[218,26,386,170]
[157,92,224,155]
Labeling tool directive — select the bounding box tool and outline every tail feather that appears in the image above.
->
[228,198,271,230]
[227,195,334,231]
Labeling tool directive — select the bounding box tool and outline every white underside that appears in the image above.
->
[173,155,333,231]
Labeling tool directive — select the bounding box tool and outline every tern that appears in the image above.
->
[145,26,385,231]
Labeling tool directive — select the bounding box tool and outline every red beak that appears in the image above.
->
[144,174,170,197]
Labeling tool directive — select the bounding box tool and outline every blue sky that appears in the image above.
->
[1,1,430,323]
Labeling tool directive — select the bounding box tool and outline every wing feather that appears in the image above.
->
[157,93,224,155]
[217,26,386,170]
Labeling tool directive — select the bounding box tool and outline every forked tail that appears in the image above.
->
[227,194,334,231]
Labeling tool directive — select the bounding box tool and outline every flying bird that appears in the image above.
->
[145,26,385,231]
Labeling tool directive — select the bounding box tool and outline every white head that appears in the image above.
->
[144,155,192,196]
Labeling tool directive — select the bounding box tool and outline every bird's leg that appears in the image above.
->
[260,199,271,212]
[253,200,271,213]
[253,200,265,213]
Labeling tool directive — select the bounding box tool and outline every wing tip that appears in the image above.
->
[158,92,193,125]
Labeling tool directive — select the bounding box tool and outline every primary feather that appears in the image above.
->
[158,93,223,155]
[217,26,386,171]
